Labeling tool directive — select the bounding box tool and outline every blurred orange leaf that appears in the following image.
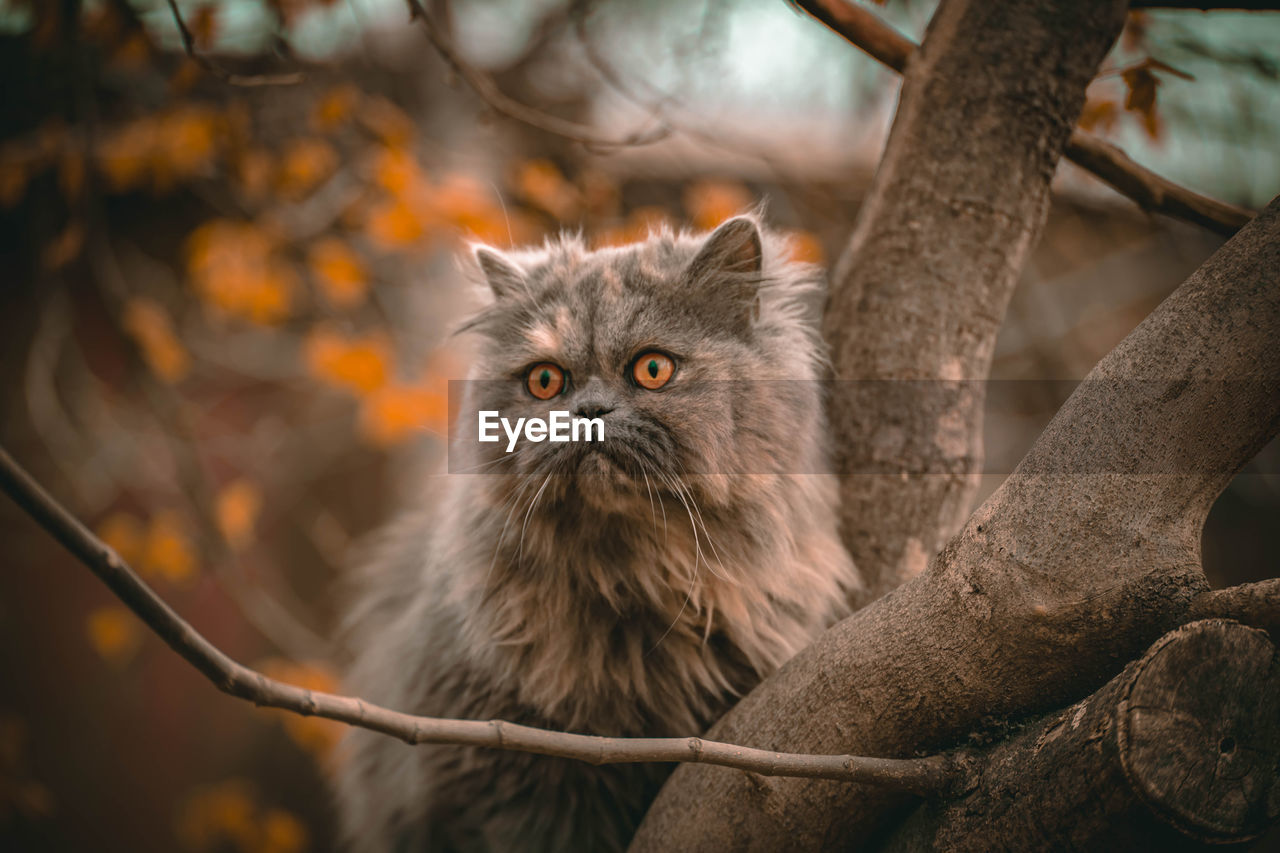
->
[684,179,752,230]
[304,328,391,396]
[0,159,28,208]
[1078,97,1118,134]
[58,152,85,199]
[216,480,262,552]
[87,605,142,666]
[359,384,449,446]
[254,809,309,853]
[123,296,191,382]
[97,512,145,565]
[1117,59,1191,142]
[360,96,416,147]
[786,230,825,264]
[143,510,197,584]
[234,148,274,203]
[307,238,368,309]
[95,118,155,192]
[434,173,514,245]
[187,220,296,325]
[42,222,84,271]
[152,106,221,190]
[365,199,428,250]
[190,5,219,50]
[109,29,152,70]
[176,780,259,852]
[277,138,337,197]
[370,144,427,198]
[311,84,361,134]
[514,159,579,221]
[169,57,205,95]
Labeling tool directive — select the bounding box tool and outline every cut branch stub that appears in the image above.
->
[880,620,1280,849]
[1118,620,1280,842]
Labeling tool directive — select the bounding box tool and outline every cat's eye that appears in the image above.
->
[632,352,675,390]
[526,363,566,400]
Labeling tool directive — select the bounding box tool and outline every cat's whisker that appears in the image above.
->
[476,474,539,609]
[640,465,658,539]
[517,473,553,566]
[668,472,733,585]
[450,446,528,474]
[646,483,699,659]
[674,462,737,586]
[661,472,706,598]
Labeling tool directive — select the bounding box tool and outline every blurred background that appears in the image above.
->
[0,0,1277,850]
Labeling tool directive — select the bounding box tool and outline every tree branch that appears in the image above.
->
[882,620,1280,849]
[163,0,303,88]
[633,172,1280,849]
[1064,132,1254,236]
[821,0,1130,602]
[1129,1,1280,8]
[402,0,671,149]
[1191,579,1280,636]
[791,0,1256,236]
[0,445,970,796]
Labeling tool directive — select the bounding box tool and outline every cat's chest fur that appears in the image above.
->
[451,481,852,736]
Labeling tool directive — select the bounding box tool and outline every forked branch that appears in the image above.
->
[0,446,965,797]
[791,0,1255,235]
[163,0,303,87]
[403,0,670,149]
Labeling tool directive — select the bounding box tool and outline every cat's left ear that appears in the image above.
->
[686,216,764,333]
[473,245,525,299]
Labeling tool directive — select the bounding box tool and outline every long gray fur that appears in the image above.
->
[333,215,859,852]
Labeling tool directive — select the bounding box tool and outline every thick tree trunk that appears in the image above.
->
[880,620,1280,851]
[632,186,1280,850]
[822,0,1129,604]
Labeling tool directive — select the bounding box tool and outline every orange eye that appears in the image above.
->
[632,352,675,390]
[526,363,566,400]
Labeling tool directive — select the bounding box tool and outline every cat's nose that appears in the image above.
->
[573,400,615,419]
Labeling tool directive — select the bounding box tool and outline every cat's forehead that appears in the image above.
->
[511,242,696,363]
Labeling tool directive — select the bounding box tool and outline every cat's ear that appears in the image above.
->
[473,246,525,299]
[686,216,763,332]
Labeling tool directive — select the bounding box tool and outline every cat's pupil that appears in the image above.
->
[539,370,551,388]
[647,360,658,378]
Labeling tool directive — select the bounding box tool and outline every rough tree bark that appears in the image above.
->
[822,0,1130,605]
[633,190,1280,849]
[881,620,1280,850]
[632,0,1280,833]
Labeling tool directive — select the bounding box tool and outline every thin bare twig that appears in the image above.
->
[164,0,303,87]
[403,0,671,149]
[0,445,969,795]
[790,0,1256,236]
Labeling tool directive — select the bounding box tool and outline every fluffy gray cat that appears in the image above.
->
[334,215,859,852]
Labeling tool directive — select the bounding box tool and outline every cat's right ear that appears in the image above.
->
[473,246,525,299]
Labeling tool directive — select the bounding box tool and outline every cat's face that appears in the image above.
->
[457,217,823,512]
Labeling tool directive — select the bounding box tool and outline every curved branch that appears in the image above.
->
[403,0,670,149]
[1064,132,1253,236]
[0,445,967,796]
[164,0,303,87]
[634,180,1280,853]
[792,0,1256,236]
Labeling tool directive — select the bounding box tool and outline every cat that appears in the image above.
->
[333,214,859,852]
